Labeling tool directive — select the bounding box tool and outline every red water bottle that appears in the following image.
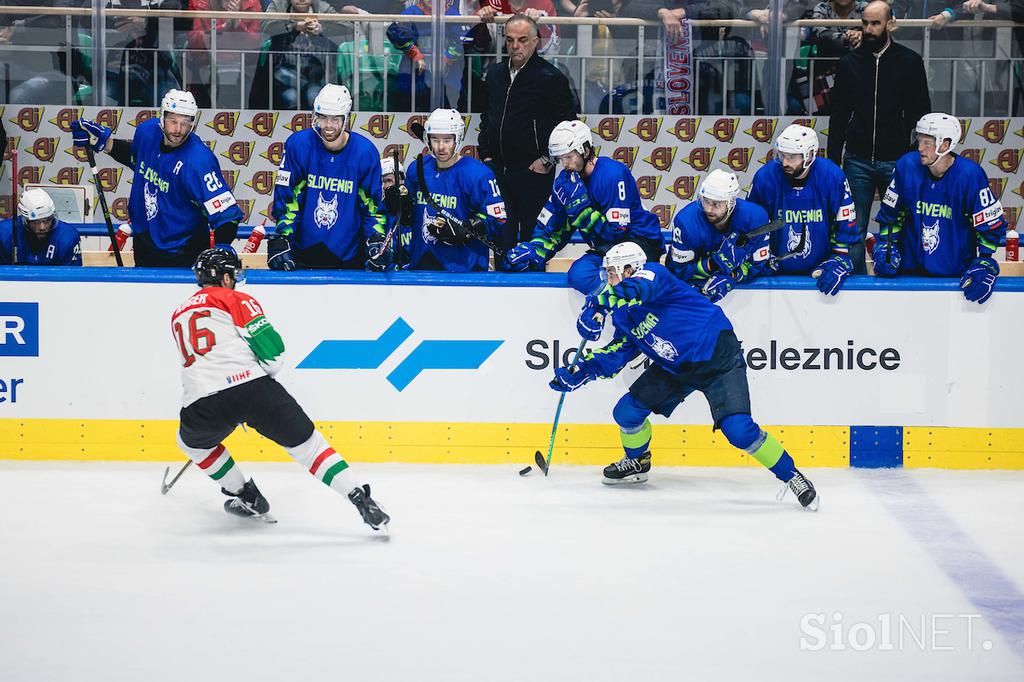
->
[1006,228,1019,262]
[108,223,131,252]
[865,232,876,255]
[243,225,266,254]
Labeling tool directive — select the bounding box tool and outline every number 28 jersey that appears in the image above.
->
[171,287,286,407]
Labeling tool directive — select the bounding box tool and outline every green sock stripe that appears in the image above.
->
[750,433,785,469]
[321,460,350,486]
[210,457,236,481]
[620,419,652,449]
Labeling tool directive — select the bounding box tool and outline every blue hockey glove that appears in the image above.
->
[960,257,999,304]
[710,232,745,275]
[365,236,391,272]
[576,296,605,341]
[504,241,545,272]
[553,172,589,217]
[702,273,734,302]
[71,118,112,152]
[871,239,900,277]
[812,254,853,296]
[549,364,596,393]
[266,234,295,271]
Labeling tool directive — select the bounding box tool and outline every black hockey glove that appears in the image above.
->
[428,215,472,246]
[365,236,391,272]
[266,234,295,271]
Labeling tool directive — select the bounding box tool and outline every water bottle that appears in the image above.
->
[1006,228,1019,262]
[243,225,266,254]
[108,223,131,252]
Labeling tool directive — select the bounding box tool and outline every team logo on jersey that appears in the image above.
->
[222,141,254,167]
[667,176,698,201]
[787,225,812,259]
[2,136,19,161]
[636,176,661,200]
[630,117,662,142]
[976,119,1009,144]
[678,147,714,172]
[921,220,941,254]
[362,114,394,139]
[707,118,739,143]
[651,204,675,230]
[643,147,677,172]
[612,147,638,170]
[246,112,278,137]
[94,108,122,133]
[648,333,679,362]
[744,118,777,144]
[261,141,285,167]
[593,117,624,142]
[97,167,122,192]
[144,182,160,220]
[459,145,479,159]
[12,107,44,132]
[991,148,1022,174]
[128,110,159,128]
[723,147,753,173]
[27,137,58,163]
[207,111,239,137]
[49,107,83,133]
[285,113,313,132]
[245,171,276,196]
[422,214,438,245]
[314,192,339,229]
[988,177,1006,200]
[400,115,428,139]
[111,197,130,222]
[18,166,43,186]
[382,144,409,165]
[959,148,985,165]
[669,118,700,143]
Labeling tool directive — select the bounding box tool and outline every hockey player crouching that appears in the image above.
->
[552,242,819,509]
[171,248,389,529]
[503,120,664,294]
[872,113,1007,304]
[0,188,82,265]
[404,108,508,271]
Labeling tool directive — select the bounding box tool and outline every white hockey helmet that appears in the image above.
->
[548,120,592,160]
[775,123,819,171]
[915,112,961,157]
[603,241,647,279]
[698,169,740,214]
[424,108,465,154]
[381,156,405,178]
[313,83,353,119]
[160,89,198,127]
[18,188,56,221]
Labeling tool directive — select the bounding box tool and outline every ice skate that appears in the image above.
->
[222,479,277,523]
[348,484,390,531]
[779,469,819,511]
[602,452,651,485]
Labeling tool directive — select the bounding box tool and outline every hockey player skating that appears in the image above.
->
[667,169,771,302]
[872,113,1007,304]
[0,188,82,265]
[504,120,664,294]
[171,248,389,529]
[747,124,859,296]
[71,90,243,267]
[553,242,818,509]
[404,108,508,271]
[269,84,389,271]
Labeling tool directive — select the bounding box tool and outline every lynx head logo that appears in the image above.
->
[362,114,394,139]
[667,176,698,201]
[246,171,276,195]
[223,141,254,167]
[129,110,159,127]
[988,177,1006,200]
[612,147,638,170]
[643,147,677,172]
[636,176,661,200]
[97,167,122,192]
[13,107,44,132]
[648,334,679,362]
[222,170,239,192]
[669,118,700,143]
[51,167,83,185]
[594,117,624,142]
[959,148,985,165]
[112,197,130,222]
[976,119,1008,144]
[630,117,662,142]
[207,111,239,137]
[95,109,123,132]
[921,220,941,254]
[708,118,739,143]
[787,226,812,258]
[314,192,339,229]
[652,204,675,229]
[286,113,313,132]
[246,112,278,137]
[992,149,1022,174]
[28,137,58,162]
[382,144,409,164]
[679,147,714,172]
[723,147,753,173]
[745,118,777,143]
[261,142,285,166]
[144,182,160,221]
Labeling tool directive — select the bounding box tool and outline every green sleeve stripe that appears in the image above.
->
[279,180,306,236]
[243,316,285,363]
[359,188,387,237]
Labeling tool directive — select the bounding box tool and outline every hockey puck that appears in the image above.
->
[519,466,533,476]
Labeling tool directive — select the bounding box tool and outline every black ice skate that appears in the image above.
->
[348,484,390,531]
[779,469,819,511]
[602,452,652,485]
[222,479,277,523]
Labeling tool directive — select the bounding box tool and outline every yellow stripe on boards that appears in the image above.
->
[903,427,1024,470]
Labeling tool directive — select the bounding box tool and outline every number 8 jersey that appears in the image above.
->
[171,287,286,407]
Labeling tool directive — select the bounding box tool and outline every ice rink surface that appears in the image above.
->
[1,461,1022,682]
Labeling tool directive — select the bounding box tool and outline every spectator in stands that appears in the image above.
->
[386,0,464,111]
[787,0,867,114]
[250,0,342,109]
[186,0,263,107]
[478,14,578,259]
[0,189,82,266]
[826,0,930,274]
[960,0,1024,114]
[476,0,560,54]
[262,0,346,39]
[746,0,812,35]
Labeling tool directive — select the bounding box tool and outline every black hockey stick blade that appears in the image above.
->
[735,218,787,247]
[534,449,550,475]
[409,121,426,144]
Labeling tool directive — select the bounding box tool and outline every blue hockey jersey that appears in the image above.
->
[746,157,858,274]
[667,198,771,286]
[584,263,734,378]
[0,218,81,266]
[529,157,664,259]
[128,118,242,253]
[273,129,386,262]
[875,152,1007,276]
[405,154,507,272]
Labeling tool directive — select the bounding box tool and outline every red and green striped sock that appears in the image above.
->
[287,431,359,495]
[176,435,246,494]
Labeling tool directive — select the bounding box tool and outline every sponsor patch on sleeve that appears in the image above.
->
[607,207,631,225]
[487,202,507,219]
[670,247,695,263]
[634,268,655,281]
[837,203,856,222]
[978,203,1004,224]
[204,191,237,215]
[882,187,899,208]
[538,207,552,226]
[753,245,771,262]
[275,169,291,186]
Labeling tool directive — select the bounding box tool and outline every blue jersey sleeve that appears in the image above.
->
[528,193,571,259]
[272,135,306,238]
[184,148,243,230]
[963,166,1007,257]
[728,201,772,283]
[582,331,642,379]
[55,223,82,266]
[667,206,704,283]
[875,161,908,249]
[746,168,773,216]
[830,173,859,254]
[465,163,507,243]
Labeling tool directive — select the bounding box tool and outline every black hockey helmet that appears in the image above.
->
[194,247,244,287]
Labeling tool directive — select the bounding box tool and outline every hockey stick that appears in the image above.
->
[768,223,808,270]
[409,122,508,257]
[535,336,589,476]
[376,148,404,268]
[10,146,17,264]
[85,146,124,267]
[734,218,787,247]
[160,460,192,495]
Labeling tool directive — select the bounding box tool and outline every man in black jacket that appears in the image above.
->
[478,14,578,263]
[827,0,931,273]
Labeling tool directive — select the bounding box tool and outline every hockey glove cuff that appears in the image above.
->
[960,256,999,304]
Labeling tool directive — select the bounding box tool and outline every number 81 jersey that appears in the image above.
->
[171,287,286,407]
